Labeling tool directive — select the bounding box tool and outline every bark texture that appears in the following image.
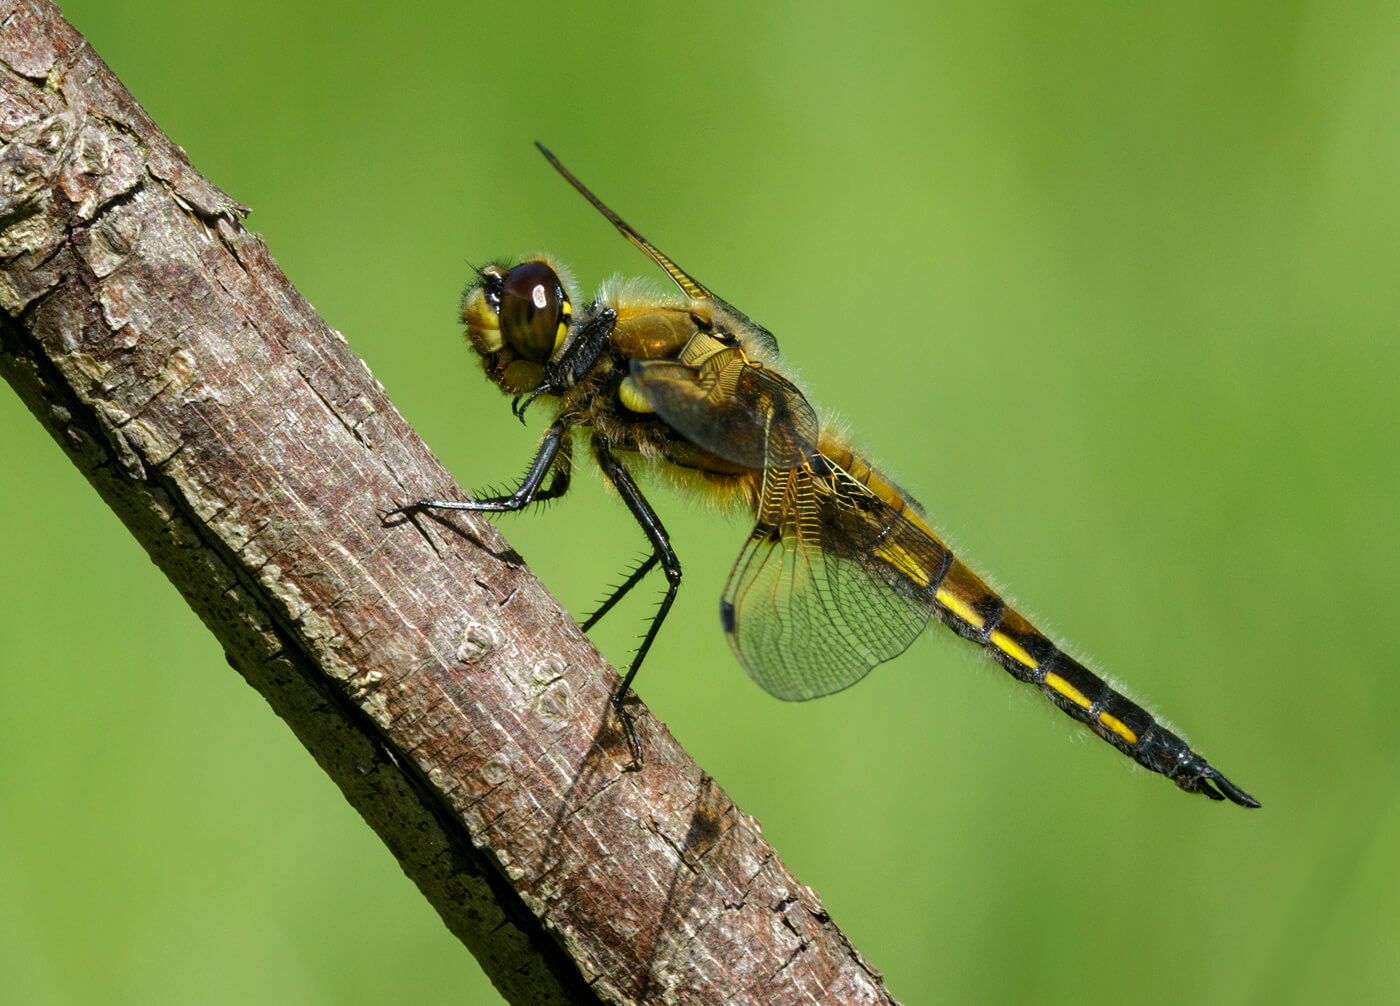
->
[0,3,899,1003]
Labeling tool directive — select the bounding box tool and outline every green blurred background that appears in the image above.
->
[3,1,1396,1002]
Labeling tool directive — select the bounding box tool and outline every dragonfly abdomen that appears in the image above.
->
[930,556,1258,806]
[807,440,1254,804]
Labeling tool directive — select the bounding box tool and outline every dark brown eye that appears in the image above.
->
[499,261,568,363]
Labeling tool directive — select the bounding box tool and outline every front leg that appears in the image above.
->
[593,440,683,769]
[385,420,571,517]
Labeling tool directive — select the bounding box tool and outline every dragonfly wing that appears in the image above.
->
[536,143,780,354]
[721,464,939,701]
[629,356,819,469]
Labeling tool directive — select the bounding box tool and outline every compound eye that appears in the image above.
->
[499,261,568,363]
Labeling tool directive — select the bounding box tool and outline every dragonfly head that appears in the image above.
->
[462,257,575,395]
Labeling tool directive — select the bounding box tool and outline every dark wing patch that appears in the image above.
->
[722,462,943,700]
[629,356,819,470]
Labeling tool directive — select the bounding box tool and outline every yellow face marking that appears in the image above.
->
[553,301,571,355]
[989,630,1037,670]
[1044,671,1092,710]
[474,322,504,352]
[874,542,932,587]
[935,588,985,630]
[461,285,504,352]
[1098,712,1138,745]
[501,360,545,394]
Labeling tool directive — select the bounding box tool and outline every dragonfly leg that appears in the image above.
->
[383,420,570,517]
[513,307,618,424]
[593,440,681,769]
[581,553,661,632]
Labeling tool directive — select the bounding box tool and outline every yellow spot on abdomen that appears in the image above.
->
[989,630,1037,669]
[936,588,985,629]
[1098,712,1138,745]
[1044,671,1092,710]
[875,542,932,587]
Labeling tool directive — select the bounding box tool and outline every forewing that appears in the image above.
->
[536,143,780,354]
[722,463,942,701]
[629,356,819,469]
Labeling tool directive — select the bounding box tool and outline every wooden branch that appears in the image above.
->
[0,3,898,1003]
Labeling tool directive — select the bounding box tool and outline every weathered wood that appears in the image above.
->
[0,3,898,1003]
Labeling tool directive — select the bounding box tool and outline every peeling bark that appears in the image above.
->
[0,3,900,1003]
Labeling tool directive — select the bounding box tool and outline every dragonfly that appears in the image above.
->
[388,143,1258,807]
